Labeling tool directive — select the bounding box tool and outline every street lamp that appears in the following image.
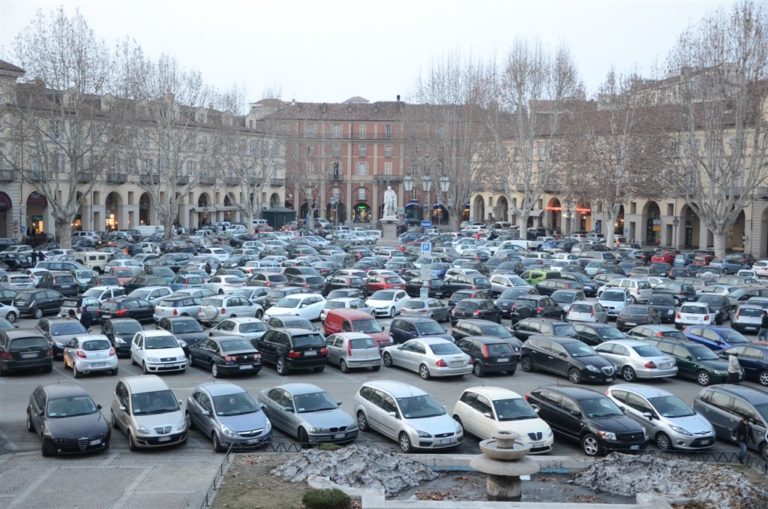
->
[422,175,432,224]
[403,175,414,225]
[305,186,313,228]
[439,175,450,225]
[564,208,573,236]
[672,216,680,249]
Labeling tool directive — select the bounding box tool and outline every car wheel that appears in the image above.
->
[629,296,637,304]
[212,432,226,453]
[111,411,119,430]
[73,364,81,379]
[398,432,412,453]
[696,370,712,386]
[418,363,431,380]
[6,312,16,323]
[256,309,263,319]
[26,411,34,433]
[42,365,52,374]
[389,307,396,318]
[581,433,601,456]
[520,356,533,372]
[371,365,381,372]
[187,352,193,367]
[128,432,139,451]
[655,432,673,452]
[298,427,310,448]
[339,360,349,373]
[382,352,393,367]
[142,362,149,375]
[218,289,224,295]
[211,363,219,378]
[276,357,288,376]
[760,442,768,462]
[759,370,768,386]
[186,411,195,430]
[473,362,484,377]
[33,308,43,319]
[622,366,637,382]
[568,368,582,384]
[131,355,137,366]
[357,411,369,432]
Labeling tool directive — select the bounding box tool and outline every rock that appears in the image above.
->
[270,445,438,496]
[572,454,768,509]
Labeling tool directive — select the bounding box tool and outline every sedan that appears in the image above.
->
[399,298,451,323]
[617,305,660,331]
[450,299,501,325]
[62,334,118,378]
[263,293,326,321]
[594,339,678,382]
[257,383,357,445]
[187,337,262,378]
[186,382,272,451]
[382,337,472,380]
[209,317,268,342]
[205,275,246,295]
[365,289,411,318]
[99,297,155,324]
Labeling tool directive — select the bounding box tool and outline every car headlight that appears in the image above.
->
[148,357,159,363]
[264,420,272,433]
[545,428,553,438]
[312,426,330,433]
[417,430,432,438]
[454,421,463,433]
[670,425,692,436]
[178,340,188,348]
[114,337,126,344]
[597,430,616,441]
[177,356,186,362]
[176,419,186,431]
[585,364,599,373]
[43,427,53,438]
[667,310,674,314]
[220,424,237,438]
[513,346,520,352]
[137,425,152,435]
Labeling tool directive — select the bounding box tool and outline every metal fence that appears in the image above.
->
[200,444,236,509]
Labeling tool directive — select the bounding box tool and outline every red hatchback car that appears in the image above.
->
[651,250,676,265]
[364,275,406,294]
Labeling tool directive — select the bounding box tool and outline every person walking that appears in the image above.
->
[79,307,93,331]
[759,310,768,340]
[733,415,753,464]
[204,262,212,276]
[30,250,38,266]
[727,353,743,384]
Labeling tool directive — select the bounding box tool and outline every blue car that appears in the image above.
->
[683,325,752,351]
[719,345,768,386]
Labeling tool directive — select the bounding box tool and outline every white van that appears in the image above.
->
[74,251,111,273]
[596,278,652,303]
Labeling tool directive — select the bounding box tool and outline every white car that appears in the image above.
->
[6,273,36,289]
[320,298,372,322]
[675,303,714,328]
[752,260,768,278]
[597,278,652,303]
[208,317,268,341]
[62,334,118,377]
[566,301,608,323]
[197,294,262,324]
[598,288,633,319]
[130,330,187,374]
[263,293,326,321]
[201,247,231,262]
[452,386,553,454]
[0,302,20,323]
[82,285,126,303]
[366,289,411,318]
[205,275,246,295]
[128,286,174,305]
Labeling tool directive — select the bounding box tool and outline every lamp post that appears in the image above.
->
[305,186,313,229]
[422,175,432,225]
[564,209,573,236]
[672,216,680,249]
[420,174,434,301]
[403,175,414,225]
[439,175,450,226]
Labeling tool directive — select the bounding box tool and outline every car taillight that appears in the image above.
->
[656,332,664,337]
[473,310,482,316]
[224,355,237,362]
[1,352,11,360]
[591,308,595,317]
[220,308,226,315]
[287,350,302,358]
[319,347,328,356]
[481,344,490,360]
[173,308,178,316]
[676,313,681,319]
[704,315,710,320]
[109,347,116,356]
[435,359,448,367]
[644,361,657,369]
[347,341,352,356]
[76,350,87,358]
[47,348,53,357]
[115,309,127,317]
[253,353,261,360]
[536,307,543,314]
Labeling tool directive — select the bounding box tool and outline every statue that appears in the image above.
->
[383,186,397,219]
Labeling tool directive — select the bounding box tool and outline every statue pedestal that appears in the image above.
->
[381,221,398,245]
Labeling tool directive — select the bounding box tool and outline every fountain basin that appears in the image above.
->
[478,438,530,461]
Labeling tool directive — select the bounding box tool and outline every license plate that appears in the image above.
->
[157,436,171,442]
[624,322,636,326]
[304,350,317,357]
[630,445,640,450]
[21,353,37,359]
[497,358,509,363]
[333,433,346,439]
[605,377,613,382]
[91,363,106,367]
[89,439,101,446]
[436,438,454,446]
[247,439,261,444]
[239,365,252,370]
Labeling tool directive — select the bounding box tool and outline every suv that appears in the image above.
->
[512,318,576,342]
[455,336,517,377]
[520,335,615,384]
[0,329,52,375]
[693,385,768,459]
[36,271,79,297]
[507,295,563,323]
[525,385,647,456]
[255,328,328,375]
[110,375,187,450]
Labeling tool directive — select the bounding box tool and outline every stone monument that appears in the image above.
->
[380,186,398,243]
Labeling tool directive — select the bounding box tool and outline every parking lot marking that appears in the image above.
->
[111,466,152,509]
[8,466,57,508]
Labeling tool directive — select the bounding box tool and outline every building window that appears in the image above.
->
[359,144,367,158]
[410,189,418,201]
[332,143,341,157]
[331,162,341,180]
[384,162,393,176]
[356,162,368,176]
[384,145,393,158]
[187,160,197,176]
[385,124,392,140]
[143,158,153,173]
[358,188,366,201]
[332,123,341,138]
[359,124,367,139]
[304,123,317,138]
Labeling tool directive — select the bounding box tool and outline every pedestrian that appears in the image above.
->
[67,309,77,319]
[732,415,753,464]
[759,310,768,340]
[38,250,46,261]
[30,250,38,266]
[204,262,212,276]
[727,352,743,384]
[79,306,93,331]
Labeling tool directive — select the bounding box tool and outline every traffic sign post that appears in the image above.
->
[421,220,432,229]
[420,242,432,299]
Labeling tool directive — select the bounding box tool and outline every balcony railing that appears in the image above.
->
[106,172,127,184]
[176,175,189,185]
[139,174,159,185]
[0,169,16,182]
[224,177,239,186]
[199,175,216,185]
[270,178,285,187]
[330,174,343,182]
[76,171,94,184]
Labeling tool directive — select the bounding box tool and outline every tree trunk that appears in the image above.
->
[517,212,530,240]
[713,230,727,260]
[245,210,255,235]
[603,205,618,248]
[55,219,73,249]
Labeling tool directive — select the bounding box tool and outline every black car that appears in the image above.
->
[101,318,143,357]
[98,297,155,324]
[26,384,110,456]
[254,327,328,375]
[442,274,492,294]
[695,294,732,325]
[493,287,538,317]
[451,298,501,325]
[520,335,616,384]
[526,385,647,456]
[644,337,729,386]
[187,336,262,378]
[616,305,660,331]
[388,317,452,344]
[512,318,577,342]
[157,316,207,350]
[507,295,563,323]
[0,252,32,270]
[558,272,600,297]
[456,336,517,377]
[123,275,167,294]
[0,288,18,305]
[648,293,676,324]
[450,319,522,354]
[404,277,449,298]
[13,289,64,319]
[286,274,326,293]
[572,323,628,346]
[448,289,491,308]
[0,329,52,375]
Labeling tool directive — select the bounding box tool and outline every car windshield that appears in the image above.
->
[479,324,513,338]
[580,397,623,418]
[201,298,223,307]
[649,295,674,305]
[598,328,626,340]
[553,324,576,337]
[351,319,382,333]
[46,396,98,418]
[648,395,695,418]
[623,306,648,314]
[632,345,663,357]
[113,322,141,334]
[131,289,151,299]
[293,391,338,413]
[9,337,48,350]
[51,322,87,335]
[718,329,750,344]
[83,288,105,298]
[416,322,445,335]
[493,398,537,421]
[602,292,625,302]
[326,301,346,309]
[240,322,267,333]
[429,342,462,355]
[754,403,768,423]
[145,335,179,349]
[372,290,396,300]
[275,298,300,308]
[689,345,719,361]
[349,337,377,349]
[396,395,445,419]
[82,339,111,351]
[552,293,576,304]
[212,391,260,417]
[220,339,254,352]
[681,305,707,314]
[131,390,180,415]
[563,342,597,357]
[660,330,688,340]
[172,320,203,334]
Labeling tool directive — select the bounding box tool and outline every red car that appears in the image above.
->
[364,275,406,294]
[651,250,676,265]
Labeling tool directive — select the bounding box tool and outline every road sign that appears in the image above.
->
[421,220,432,228]
[421,242,432,255]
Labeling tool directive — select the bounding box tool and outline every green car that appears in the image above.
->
[520,269,558,286]
[644,337,729,386]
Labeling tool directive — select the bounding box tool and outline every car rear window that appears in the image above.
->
[9,336,48,350]
[632,345,663,357]
[430,342,462,355]
[487,343,513,356]
[570,303,592,313]
[82,339,111,351]
[51,322,87,335]
[740,308,763,317]
[350,337,377,349]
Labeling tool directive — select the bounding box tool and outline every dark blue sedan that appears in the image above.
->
[683,325,752,351]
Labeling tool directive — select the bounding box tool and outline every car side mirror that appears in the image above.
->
[570,410,582,418]
[337,401,342,407]
[387,411,398,418]
[483,412,493,419]
[686,355,693,361]
[643,411,655,420]
[283,406,294,413]
[96,404,102,410]
[118,405,126,412]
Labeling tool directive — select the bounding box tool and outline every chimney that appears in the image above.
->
[396,94,400,103]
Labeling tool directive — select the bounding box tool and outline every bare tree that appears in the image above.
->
[663,1,768,258]
[1,8,125,247]
[484,41,584,234]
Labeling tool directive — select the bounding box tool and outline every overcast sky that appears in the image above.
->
[0,0,740,105]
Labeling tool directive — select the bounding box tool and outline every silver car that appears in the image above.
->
[325,333,382,373]
[606,384,715,451]
[354,380,463,453]
[209,317,268,341]
[399,298,451,323]
[382,337,472,380]
[594,339,678,382]
[186,382,272,452]
[257,383,358,445]
[62,334,118,377]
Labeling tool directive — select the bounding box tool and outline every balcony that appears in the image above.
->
[224,177,240,186]
[175,175,189,185]
[374,176,403,185]
[76,171,94,184]
[0,169,16,182]
[330,173,343,182]
[106,172,127,184]
[139,174,159,185]
[270,178,285,187]
[199,175,216,185]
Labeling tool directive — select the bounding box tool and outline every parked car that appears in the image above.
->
[101,318,142,357]
[0,329,52,375]
[62,334,118,378]
[365,289,411,318]
[157,316,207,348]
[382,337,473,379]
[399,298,451,323]
[566,301,608,324]
[389,317,452,344]
[36,318,88,359]
[731,305,765,334]
[572,323,627,346]
[719,344,768,386]
[129,330,187,374]
[185,382,271,451]
[525,385,647,456]
[99,297,155,325]
[616,305,660,331]
[593,339,677,381]
[682,325,752,351]
[323,308,392,347]
[13,289,64,319]
[452,386,553,452]
[695,294,732,325]
[27,384,110,456]
[455,336,517,377]
[647,293,676,324]
[550,289,586,314]
[197,295,261,325]
[208,317,268,342]
[507,295,563,323]
[258,383,357,445]
[255,328,328,375]
[451,298,501,325]
[110,375,187,450]
[187,336,262,378]
[597,288,633,320]
[675,303,714,329]
[627,324,689,342]
[450,319,522,353]
[36,271,78,297]
[263,293,325,321]
[325,332,382,373]
[354,380,462,453]
[643,337,729,386]
[512,318,576,342]
[519,335,616,384]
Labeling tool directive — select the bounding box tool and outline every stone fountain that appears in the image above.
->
[469,431,540,501]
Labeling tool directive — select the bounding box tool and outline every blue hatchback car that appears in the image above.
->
[719,345,768,386]
[683,325,752,351]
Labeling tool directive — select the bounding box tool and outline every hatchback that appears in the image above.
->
[512,318,576,342]
[197,295,261,324]
[675,303,714,328]
[13,289,64,319]
[683,325,751,351]
[572,323,628,346]
[399,298,451,323]
[263,293,326,321]
[101,318,143,357]
[451,298,501,325]
[255,328,328,375]
[62,334,118,378]
[731,305,765,334]
[325,332,382,372]
[520,335,616,384]
[455,336,517,377]
[0,329,52,375]
[617,305,660,331]
[594,339,677,381]
[99,297,155,324]
[566,301,608,324]
[389,317,452,344]
[719,344,768,386]
[597,288,633,319]
[643,337,729,386]
[209,317,268,342]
